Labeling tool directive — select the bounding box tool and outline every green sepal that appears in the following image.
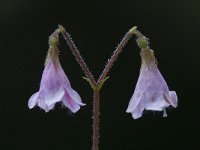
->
[49,35,59,48]
[137,36,149,49]
[149,49,158,66]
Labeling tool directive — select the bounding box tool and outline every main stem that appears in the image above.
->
[92,89,100,150]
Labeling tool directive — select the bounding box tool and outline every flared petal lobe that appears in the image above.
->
[28,92,39,109]
[62,88,85,113]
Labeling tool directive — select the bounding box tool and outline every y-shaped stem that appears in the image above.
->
[58,25,137,150]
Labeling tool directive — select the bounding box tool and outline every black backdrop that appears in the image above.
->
[1,0,200,149]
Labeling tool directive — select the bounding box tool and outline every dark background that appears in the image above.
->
[1,0,200,149]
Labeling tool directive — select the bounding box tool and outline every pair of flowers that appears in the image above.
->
[28,35,177,119]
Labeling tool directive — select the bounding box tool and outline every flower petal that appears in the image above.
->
[144,92,170,111]
[43,88,65,107]
[38,98,49,112]
[28,92,39,109]
[131,100,145,119]
[169,91,178,108]
[66,88,85,106]
[62,89,85,113]
[126,92,143,113]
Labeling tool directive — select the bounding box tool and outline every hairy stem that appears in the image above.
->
[59,25,96,85]
[92,89,100,150]
[97,27,136,83]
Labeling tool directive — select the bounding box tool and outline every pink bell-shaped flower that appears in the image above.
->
[28,36,85,113]
[126,47,177,119]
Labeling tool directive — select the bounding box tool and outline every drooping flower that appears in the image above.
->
[28,35,85,113]
[126,47,178,119]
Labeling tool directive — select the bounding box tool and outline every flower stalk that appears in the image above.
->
[59,25,96,86]
[97,26,137,84]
